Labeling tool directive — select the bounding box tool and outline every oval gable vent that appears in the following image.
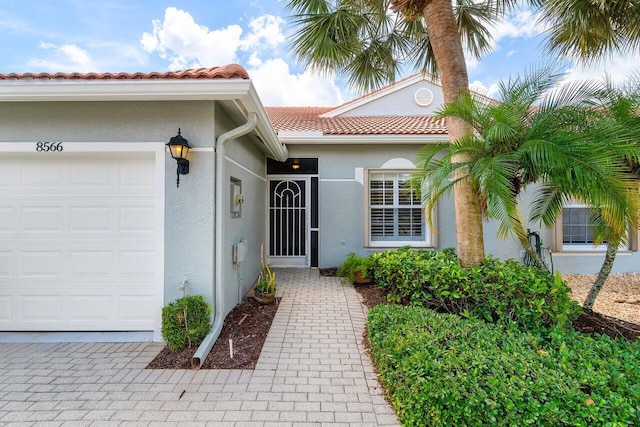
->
[414,88,434,107]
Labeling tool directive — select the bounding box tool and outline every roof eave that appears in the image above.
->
[277,133,448,144]
[243,84,288,161]
[0,77,288,161]
[0,78,254,102]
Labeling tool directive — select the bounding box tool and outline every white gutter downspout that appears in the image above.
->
[192,112,258,368]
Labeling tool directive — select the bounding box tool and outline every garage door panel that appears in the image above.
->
[120,296,155,321]
[0,251,11,277]
[20,163,66,189]
[119,250,155,277]
[0,152,158,331]
[19,250,64,278]
[69,251,113,277]
[119,158,155,188]
[69,207,112,233]
[69,295,113,321]
[0,206,11,233]
[119,206,155,233]
[0,296,10,320]
[20,295,64,321]
[21,206,65,233]
[70,163,113,188]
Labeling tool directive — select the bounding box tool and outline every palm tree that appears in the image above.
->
[534,0,640,60]
[417,65,636,272]
[285,0,640,267]
[286,0,510,266]
[570,78,640,310]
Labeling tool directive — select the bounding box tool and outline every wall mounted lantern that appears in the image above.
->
[167,128,191,187]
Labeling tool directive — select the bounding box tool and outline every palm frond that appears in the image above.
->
[538,0,640,61]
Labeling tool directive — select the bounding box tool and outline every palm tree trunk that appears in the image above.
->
[422,0,485,267]
[584,241,618,310]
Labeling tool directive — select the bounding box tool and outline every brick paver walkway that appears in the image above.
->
[0,269,399,426]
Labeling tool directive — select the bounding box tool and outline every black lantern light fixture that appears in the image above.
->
[166,128,191,187]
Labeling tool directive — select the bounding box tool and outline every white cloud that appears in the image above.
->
[141,7,346,106]
[492,10,542,42]
[469,80,499,98]
[27,42,92,71]
[562,52,640,85]
[465,54,481,71]
[248,58,345,106]
[240,15,285,51]
[141,7,243,70]
[487,8,545,51]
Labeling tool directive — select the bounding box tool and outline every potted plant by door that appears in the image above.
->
[337,253,373,284]
[254,262,276,304]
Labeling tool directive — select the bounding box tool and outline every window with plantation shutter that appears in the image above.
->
[366,170,433,247]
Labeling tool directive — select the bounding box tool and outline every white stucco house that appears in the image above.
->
[1,64,637,348]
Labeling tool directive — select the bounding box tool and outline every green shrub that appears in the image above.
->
[161,295,212,352]
[370,248,580,331]
[337,252,373,283]
[368,304,640,427]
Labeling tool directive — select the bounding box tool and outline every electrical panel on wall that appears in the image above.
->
[230,178,242,218]
[233,241,246,263]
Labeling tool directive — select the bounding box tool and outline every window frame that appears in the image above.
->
[364,169,435,248]
[554,202,635,252]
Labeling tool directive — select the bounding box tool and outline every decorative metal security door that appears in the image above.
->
[268,179,309,266]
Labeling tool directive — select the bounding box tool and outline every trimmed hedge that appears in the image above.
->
[370,247,580,331]
[368,304,640,427]
[161,295,212,352]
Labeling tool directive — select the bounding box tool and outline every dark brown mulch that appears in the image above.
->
[353,284,640,343]
[353,283,389,308]
[319,267,337,277]
[573,308,640,342]
[147,296,280,370]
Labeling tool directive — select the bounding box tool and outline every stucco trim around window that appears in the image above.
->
[364,168,435,248]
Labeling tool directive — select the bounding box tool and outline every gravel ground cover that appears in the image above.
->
[564,273,640,324]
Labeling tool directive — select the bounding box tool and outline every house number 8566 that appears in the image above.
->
[36,142,64,152]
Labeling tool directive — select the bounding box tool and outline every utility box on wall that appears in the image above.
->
[233,241,246,263]
[230,177,243,218]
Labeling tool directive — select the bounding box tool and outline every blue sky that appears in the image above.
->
[0,1,637,106]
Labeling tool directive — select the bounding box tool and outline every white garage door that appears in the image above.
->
[0,151,158,331]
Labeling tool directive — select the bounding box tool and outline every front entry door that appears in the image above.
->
[268,178,309,266]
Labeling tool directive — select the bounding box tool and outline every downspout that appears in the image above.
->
[192,112,258,368]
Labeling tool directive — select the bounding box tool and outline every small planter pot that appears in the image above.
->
[354,271,372,285]
[254,292,276,305]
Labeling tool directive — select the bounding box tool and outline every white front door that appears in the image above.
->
[0,151,159,331]
[268,178,310,267]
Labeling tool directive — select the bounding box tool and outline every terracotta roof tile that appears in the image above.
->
[0,64,250,81]
[265,107,447,136]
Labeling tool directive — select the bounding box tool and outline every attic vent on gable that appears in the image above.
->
[414,88,434,107]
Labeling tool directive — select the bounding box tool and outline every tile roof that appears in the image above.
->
[0,64,249,81]
[265,107,447,135]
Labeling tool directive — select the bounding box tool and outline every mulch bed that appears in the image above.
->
[149,273,639,370]
[147,296,280,369]
[353,284,640,342]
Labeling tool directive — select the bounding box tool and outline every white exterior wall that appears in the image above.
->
[518,186,640,274]
[0,100,272,334]
[337,80,445,117]
[284,143,640,274]
[0,101,217,307]
[217,106,267,318]
[288,76,640,274]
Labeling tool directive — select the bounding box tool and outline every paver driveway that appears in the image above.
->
[0,269,399,426]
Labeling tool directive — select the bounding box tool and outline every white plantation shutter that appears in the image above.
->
[368,171,424,245]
